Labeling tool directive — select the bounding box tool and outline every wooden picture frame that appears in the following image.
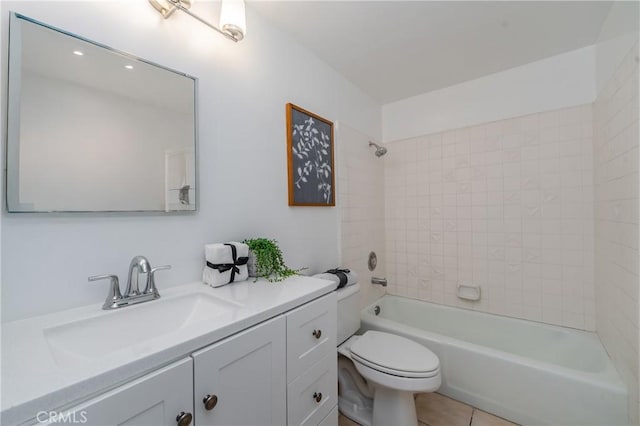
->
[286,103,335,206]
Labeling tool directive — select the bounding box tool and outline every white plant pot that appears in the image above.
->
[247,251,258,277]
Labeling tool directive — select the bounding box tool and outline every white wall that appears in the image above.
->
[0,1,381,322]
[382,46,596,142]
[595,1,640,94]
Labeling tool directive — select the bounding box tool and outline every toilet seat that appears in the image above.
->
[350,331,439,378]
[351,352,440,378]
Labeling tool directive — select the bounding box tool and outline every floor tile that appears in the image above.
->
[339,411,433,426]
[471,409,518,426]
[338,393,519,426]
[414,392,473,426]
[338,413,361,426]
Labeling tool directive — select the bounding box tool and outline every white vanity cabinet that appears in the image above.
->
[17,288,337,426]
[36,358,194,426]
[190,293,337,426]
[192,316,287,426]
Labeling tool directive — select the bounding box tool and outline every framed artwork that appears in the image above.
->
[286,103,335,206]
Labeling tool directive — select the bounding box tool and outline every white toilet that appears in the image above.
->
[336,283,441,426]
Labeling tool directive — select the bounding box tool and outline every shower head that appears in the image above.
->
[368,141,387,157]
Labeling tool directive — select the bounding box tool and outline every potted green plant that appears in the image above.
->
[243,238,303,282]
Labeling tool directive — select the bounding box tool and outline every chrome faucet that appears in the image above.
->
[89,256,171,310]
[125,256,151,297]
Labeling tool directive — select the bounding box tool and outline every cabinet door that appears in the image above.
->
[193,316,286,426]
[318,406,338,426]
[37,358,193,426]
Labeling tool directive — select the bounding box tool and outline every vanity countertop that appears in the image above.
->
[1,276,334,425]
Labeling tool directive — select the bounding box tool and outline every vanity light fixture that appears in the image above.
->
[148,0,246,42]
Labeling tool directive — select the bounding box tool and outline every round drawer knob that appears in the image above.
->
[176,411,192,426]
[203,394,218,411]
[312,329,322,339]
[313,392,323,403]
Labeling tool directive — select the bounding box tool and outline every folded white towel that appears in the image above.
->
[314,269,358,290]
[203,242,249,287]
[205,243,234,265]
[229,241,249,260]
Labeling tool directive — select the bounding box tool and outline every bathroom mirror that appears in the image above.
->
[6,13,198,212]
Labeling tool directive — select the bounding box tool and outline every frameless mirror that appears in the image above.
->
[6,13,197,212]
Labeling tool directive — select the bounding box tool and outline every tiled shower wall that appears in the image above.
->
[384,104,596,330]
[338,124,386,309]
[594,42,639,425]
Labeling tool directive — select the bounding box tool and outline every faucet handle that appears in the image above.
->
[144,265,171,297]
[89,274,123,310]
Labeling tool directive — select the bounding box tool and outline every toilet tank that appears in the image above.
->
[336,283,361,345]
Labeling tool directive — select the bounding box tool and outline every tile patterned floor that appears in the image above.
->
[338,392,519,426]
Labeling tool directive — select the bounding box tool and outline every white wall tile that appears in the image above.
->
[338,124,387,309]
[594,42,639,426]
[385,103,596,330]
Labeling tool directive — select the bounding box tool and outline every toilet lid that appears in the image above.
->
[350,331,439,377]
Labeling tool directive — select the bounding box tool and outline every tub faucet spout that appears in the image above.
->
[371,277,387,287]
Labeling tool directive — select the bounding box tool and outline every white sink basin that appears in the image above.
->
[44,292,241,368]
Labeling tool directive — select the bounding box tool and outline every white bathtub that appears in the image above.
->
[360,295,627,426]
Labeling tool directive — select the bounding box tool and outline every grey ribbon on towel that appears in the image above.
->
[325,268,351,288]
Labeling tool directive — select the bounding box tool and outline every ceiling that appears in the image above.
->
[249,1,613,104]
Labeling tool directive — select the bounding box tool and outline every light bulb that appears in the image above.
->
[219,0,246,40]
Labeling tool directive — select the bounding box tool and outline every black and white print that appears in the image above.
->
[288,105,334,205]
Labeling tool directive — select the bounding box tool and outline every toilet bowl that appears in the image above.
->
[329,281,441,426]
[338,331,441,426]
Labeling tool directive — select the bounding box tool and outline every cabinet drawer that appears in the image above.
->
[287,354,337,426]
[286,293,337,381]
